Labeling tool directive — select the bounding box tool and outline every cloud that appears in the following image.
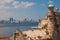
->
[20,1,35,8]
[12,1,35,8]
[0,0,35,9]
[2,0,14,3]
[48,0,53,4]
[0,0,12,8]
[12,1,20,8]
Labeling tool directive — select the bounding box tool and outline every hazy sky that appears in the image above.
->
[0,0,60,21]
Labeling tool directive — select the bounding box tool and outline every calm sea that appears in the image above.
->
[0,22,38,37]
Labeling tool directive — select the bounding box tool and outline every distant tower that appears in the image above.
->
[47,2,58,40]
[56,8,59,12]
[48,3,54,12]
[10,18,14,23]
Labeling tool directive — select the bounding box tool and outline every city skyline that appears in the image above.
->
[0,0,60,21]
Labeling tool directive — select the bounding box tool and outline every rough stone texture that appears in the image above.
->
[38,3,60,40]
[9,29,25,40]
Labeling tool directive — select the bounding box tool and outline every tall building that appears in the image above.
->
[38,2,60,40]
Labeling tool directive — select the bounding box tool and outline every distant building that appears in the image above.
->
[9,18,16,23]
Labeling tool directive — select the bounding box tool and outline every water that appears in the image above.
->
[0,22,38,37]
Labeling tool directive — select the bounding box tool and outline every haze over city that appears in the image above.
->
[0,0,60,21]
